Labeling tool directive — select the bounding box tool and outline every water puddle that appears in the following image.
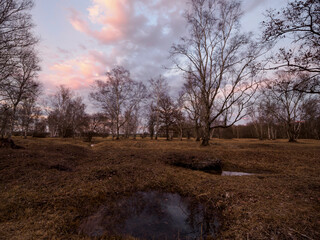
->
[221,171,254,176]
[79,191,219,239]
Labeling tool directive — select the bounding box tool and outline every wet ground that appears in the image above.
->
[79,191,219,239]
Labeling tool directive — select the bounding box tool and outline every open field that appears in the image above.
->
[0,137,319,239]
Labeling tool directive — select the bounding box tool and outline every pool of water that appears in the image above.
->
[79,191,219,239]
[221,171,254,176]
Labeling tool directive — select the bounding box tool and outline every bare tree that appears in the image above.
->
[171,0,262,145]
[0,103,11,138]
[0,0,39,139]
[85,113,109,139]
[301,96,320,140]
[247,95,278,140]
[264,71,306,142]
[48,85,87,138]
[91,66,147,140]
[181,72,202,141]
[17,93,41,138]
[157,93,177,140]
[260,98,278,140]
[149,75,168,140]
[247,104,265,140]
[0,0,37,90]
[123,108,139,139]
[262,0,320,94]
[147,104,157,139]
[1,48,41,137]
[175,94,186,141]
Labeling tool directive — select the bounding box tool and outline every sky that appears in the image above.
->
[32,0,288,109]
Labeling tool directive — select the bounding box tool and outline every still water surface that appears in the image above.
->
[80,191,219,239]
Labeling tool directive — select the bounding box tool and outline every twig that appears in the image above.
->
[288,228,314,240]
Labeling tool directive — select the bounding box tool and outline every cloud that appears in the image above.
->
[66,0,188,88]
[40,50,110,91]
[68,0,131,44]
[68,0,187,46]
[69,8,90,33]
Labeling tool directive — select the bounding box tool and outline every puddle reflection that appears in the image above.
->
[80,191,219,239]
[221,171,254,176]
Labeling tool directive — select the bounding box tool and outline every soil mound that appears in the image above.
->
[0,138,25,149]
[166,151,222,172]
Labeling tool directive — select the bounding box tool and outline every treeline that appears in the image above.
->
[2,68,319,142]
[0,0,319,145]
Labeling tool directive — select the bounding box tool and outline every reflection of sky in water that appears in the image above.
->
[80,191,218,239]
[221,171,254,176]
[122,192,206,239]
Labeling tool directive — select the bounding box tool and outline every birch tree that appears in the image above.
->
[171,0,263,145]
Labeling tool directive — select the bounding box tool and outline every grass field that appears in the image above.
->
[0,137,319,239]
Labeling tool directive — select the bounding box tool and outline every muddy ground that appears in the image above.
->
[0,137,319,239]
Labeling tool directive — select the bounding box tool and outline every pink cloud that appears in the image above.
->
[68,0,130,44]
[69,8,90,33]
[41,51,109,91]
[68,0,186,45]
[88,0,128,25]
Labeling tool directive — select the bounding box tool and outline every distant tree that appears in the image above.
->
[247,95,278,140]
[260,98,278,140]
[48,86,87,138]
[157,93,177,140]
[147,104,157,139]
[84,113,108,139]
[181,72,202,141]
[123,108,139,139]
[301,97,320,139]
[90,66,147,140]
[32,118,47,138]
[0,103,11,138]
[264,71,307,142]
[174,94,186,141]
[262,0,320,94]
[149,76,168,140]
[247,104,265,140]
[171,0,262,145]
[17,94,41,138]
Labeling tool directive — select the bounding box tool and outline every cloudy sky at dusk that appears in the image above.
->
[32,0,287,104]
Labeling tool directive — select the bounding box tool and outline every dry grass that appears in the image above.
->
[0,137,319,239]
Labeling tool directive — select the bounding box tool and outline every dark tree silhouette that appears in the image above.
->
[262,0,320,94]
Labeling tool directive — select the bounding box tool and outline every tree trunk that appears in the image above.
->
[116,128,120,140]
[287,125,297,142]
[8,106,18,140]
[195,123,200,141]
[287,122,300,142]
[201,123,211,146]
[201,136,210,146]
[24,125,29,139]
[179,129,183,141]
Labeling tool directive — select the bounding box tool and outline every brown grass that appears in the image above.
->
[0,137,319,239]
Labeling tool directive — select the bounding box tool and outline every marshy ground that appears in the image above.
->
[0,137,319,239]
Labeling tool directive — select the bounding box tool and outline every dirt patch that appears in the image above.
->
[49,164,73,172]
